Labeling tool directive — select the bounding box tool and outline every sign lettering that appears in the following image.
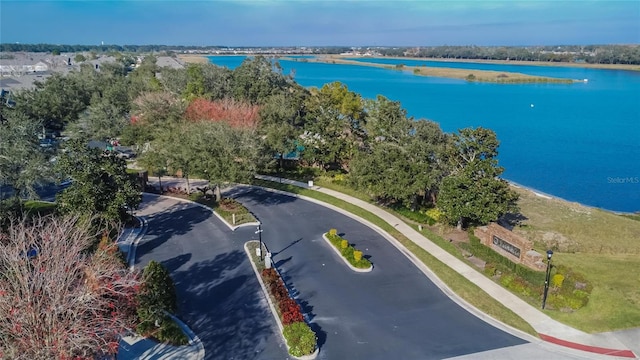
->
[492,235,521,258]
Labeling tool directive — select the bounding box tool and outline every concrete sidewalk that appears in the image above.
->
[254,174,639,359]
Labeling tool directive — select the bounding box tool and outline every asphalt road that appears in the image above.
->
[134,194,288,360]
[228,187,526,359]
[135,188,527,360]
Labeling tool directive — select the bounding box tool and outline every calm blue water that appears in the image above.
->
[208,56,640,212]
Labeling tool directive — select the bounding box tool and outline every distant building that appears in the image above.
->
[155,56,185,69]
[0,60,48,74]
[88,55,117,71]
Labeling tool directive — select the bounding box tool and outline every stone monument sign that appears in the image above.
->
[474,223,545,271]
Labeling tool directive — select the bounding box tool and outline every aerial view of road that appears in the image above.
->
[134,188,533,359]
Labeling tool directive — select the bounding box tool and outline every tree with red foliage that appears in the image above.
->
[184,97,261,129]
[0,215,139,360]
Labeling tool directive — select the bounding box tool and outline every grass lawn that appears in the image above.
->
[514,187,640,254]
[549,253,640,332]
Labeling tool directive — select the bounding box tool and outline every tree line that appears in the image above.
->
[3,43,639,65]
[1,55,519,229]
[379,44,640,65]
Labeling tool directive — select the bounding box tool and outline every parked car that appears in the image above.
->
[114,147,136,159]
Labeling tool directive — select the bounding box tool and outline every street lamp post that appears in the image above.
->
[255,224,264,261]
[541,249,554,309]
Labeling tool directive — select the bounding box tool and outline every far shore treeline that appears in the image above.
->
[3,55,519,229]
[1,43,640,65]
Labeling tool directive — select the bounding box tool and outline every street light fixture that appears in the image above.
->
[541,249,554,309]
[255,224,264,261]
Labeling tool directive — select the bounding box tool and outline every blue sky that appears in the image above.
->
[1,1,639,46]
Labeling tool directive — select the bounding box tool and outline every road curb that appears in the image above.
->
[165,312,206,359]
[539,334,636,358]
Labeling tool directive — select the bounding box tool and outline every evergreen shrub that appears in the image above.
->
[283,322,317,357]
[257,254,316,356]
[136,261,188,345]
[552,274,565,288]
[354,250,363,262]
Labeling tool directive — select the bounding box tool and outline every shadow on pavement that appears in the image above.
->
[224,186,298,208]
[135,203,210,258]
[272,238,303,257]
[172,250,283,360]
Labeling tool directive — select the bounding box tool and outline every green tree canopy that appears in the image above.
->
[437,127,518,229]
[301,82,365,169]
[231,56,291,104]
[0,110,48,207]
[363,95,411,145]
[55,140,141,222]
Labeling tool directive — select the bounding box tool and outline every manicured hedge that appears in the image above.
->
[283,322,317,357]
[468,234,544,286]
[326,229,372,269]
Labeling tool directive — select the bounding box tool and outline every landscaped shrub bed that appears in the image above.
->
[326,228,372,269]
[214,198,256,224]
[467,234,592,311]
[261,267,317,356]
[545,264,593,311]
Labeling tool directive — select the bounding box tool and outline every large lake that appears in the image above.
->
[207,56,640,213]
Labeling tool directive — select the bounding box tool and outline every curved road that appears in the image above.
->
[134,188,587,359]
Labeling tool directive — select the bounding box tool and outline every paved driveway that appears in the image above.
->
[134,194,288,360]
[225,186,526,359]
[134,188,529,359]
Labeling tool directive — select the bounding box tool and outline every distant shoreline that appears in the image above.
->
[178,53,640,71]
[351,55,640,72]
[507,180,638,216]
[180,53,635,83]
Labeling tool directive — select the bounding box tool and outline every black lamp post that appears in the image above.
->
[256,224,264,261]
[542,249,554,309]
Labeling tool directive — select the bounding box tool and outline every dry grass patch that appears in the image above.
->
[514,187,640,254]
[177,54,209,64]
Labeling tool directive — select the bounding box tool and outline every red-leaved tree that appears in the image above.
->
[184,97,261,129]
[0,216,139,360]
